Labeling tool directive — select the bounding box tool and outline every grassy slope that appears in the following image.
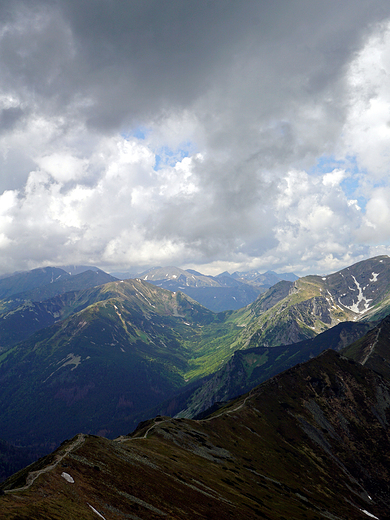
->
[175,320,375,418]
[0,280,245,445]
[1,350,390,519]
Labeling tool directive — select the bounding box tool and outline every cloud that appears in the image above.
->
[341,21,390,181]
[358,187,390,242]
[266,169,365,274]
[0,1,390,276]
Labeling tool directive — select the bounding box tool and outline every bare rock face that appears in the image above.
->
[325,255,390,314]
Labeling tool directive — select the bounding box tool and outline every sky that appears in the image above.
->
[1,1,390,277]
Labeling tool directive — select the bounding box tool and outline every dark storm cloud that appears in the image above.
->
[60,0,389,130]
[1,0,387,130]
[0,106,24,131]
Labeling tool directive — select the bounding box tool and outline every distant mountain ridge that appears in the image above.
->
[0,267,69,300]
[233,255,390,349]
[0,266,116,302]
[134,265,298,311]
[231,268,298,285]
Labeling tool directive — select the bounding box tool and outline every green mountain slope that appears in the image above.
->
[172,320,375,419]
[0,279,227,448]
[231,255,390,348]
[1,349,390,519]
[0,271,119,351]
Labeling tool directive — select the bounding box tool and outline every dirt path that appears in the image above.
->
[5,433,85,494]
[116,390,255,443]
[201,392,253,422]
[362,325,382,365]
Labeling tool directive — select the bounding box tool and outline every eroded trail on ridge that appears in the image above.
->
[116,389,255,443]
[5,433,86,494]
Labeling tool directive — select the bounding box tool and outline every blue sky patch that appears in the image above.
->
[308,154,369,210]
[308,154,345,176]
[121,126,150,140]
[154,141,196,171]
[340,177,367,211]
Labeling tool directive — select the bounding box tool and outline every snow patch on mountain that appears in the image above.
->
[134,286,155,307]
[339,275,373,314]
[88,504,107,519]
[61,472,74,483]
[43,353,82,383]
[60,353,82,371]
[360,509,379,519]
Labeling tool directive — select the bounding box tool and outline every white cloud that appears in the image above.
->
[342,21,390,181]
[358,187,390,242]
[36,153,88,183]
[0,189,17,216]
[322,169,346,187]
[268,169,364,274]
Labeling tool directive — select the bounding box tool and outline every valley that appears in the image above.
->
[0,256,389,448]
[1,346,390,519]
[1,255,390,518]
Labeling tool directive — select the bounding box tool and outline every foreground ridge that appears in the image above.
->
[1,350,389,519]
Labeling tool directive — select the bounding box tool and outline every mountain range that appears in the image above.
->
[0,256,389,448]
[1,255,390,518]
[1,332,390,518]
[133,266,298,312]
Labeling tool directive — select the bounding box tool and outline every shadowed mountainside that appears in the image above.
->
[1,349,390,519]
[165,320,375,419]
